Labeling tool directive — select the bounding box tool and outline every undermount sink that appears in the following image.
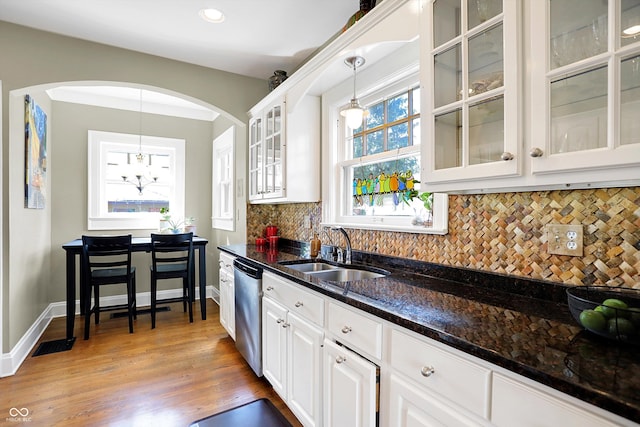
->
[279,260,389,282]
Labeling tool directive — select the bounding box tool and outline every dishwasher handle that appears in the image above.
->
[233,259,263,280]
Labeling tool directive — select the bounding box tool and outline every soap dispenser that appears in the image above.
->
[310,233,321,258]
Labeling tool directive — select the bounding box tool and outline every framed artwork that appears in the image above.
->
[25,94,47,209]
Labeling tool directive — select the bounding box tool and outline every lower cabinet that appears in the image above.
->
[323,339,378,427]
[262,295,324,427]
[218,252,235,340]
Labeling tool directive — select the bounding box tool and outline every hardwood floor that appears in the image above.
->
[1,300,302,426]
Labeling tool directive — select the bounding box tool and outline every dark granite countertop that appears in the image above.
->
[219,241,640,423]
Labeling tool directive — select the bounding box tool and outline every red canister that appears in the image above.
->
[265,225,278,237]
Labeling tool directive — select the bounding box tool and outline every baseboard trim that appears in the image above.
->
[1,286,217,377]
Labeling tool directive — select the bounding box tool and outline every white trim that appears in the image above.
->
[1,289,216,377]
[212,126,236,231]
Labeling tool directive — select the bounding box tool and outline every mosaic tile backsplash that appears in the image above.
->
[247,187,640,289]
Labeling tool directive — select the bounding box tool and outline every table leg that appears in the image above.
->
[199,245,207,320]
[65,250,76,343]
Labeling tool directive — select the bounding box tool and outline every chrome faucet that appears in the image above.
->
[331,226,352,264]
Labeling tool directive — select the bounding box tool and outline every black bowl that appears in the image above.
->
[566,286,640,345]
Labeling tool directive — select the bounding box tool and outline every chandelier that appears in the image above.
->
[120,90,160,195]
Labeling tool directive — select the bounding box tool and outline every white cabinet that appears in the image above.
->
[262,272,324,427]
[387,328,491,425]
[422,0,522,185]
[323,338,378,427]
[491,372,627,427]
[248,95,321,204]
[218,252,235,340]
[529,0,640,176]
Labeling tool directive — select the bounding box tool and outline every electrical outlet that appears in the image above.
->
[303,215,311,229]
[546,224,583,256]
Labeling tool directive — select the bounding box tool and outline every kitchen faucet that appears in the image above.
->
[331,226,352,264]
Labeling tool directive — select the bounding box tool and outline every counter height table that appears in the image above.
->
[62,236,208,345]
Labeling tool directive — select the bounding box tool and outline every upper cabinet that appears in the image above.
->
[248,94,321,204]
[529,0,640,175]
[421,0,640,193]
[422,0,522,184]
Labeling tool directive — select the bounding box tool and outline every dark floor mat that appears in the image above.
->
[32,338,75,357]
[110,306,170,319]
[190,398,292,427]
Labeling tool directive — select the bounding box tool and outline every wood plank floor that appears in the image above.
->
[1,300,302,426]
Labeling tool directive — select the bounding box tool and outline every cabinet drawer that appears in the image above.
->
[327,302,382,360]
[263,272,324,326]
[389,328,491,419]
[219,252,235,275]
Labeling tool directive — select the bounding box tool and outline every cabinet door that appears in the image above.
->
[422,0,522,184]
[323,339,378,427]
[262,297,288,398]
[388,373,484,427]
[530,0,640,175]
[287,311,324,427]
[248,116,263,200]
[219,269,235,340]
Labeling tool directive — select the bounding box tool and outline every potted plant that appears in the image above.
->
[159,208,171,232]
[184,216,196,235]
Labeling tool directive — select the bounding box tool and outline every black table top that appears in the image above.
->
[219,242,640,423]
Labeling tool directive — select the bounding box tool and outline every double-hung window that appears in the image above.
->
[326,71,448,234]
[88,130,185,230]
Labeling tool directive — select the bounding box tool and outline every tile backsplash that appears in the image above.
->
[247,187,640,289]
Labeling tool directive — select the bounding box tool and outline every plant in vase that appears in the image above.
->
[159,208,171,232]
[167,217,184,234]
[184,216,196,235]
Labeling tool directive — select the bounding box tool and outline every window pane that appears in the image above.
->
[550,66,607,153]
[621,54,640,145]
[388,122,409,150]
[622,0,640,47]
[349,156,421,217]
[388,92,409,122]
[366,130,384,154]
[412,118,421,146]
[433,0,460,47]
[353,135,364,158]
[434,109,462,169]
[469,96,504,165]
[434,44,462,107]
[468,0,502,29]
[366,102,384,129]
[468,24,504,97]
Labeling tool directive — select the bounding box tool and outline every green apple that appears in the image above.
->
[607,317,636,337]
[599,298,629,319]
[579,309,607,332]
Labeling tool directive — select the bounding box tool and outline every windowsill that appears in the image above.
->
[320,221,448,235]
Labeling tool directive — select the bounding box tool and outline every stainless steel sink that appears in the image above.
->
[279,260,389,282]
[305,268,387,282]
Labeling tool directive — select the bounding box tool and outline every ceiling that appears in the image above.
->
[0,0,361,80]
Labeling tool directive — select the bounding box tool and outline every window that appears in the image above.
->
[88,130,185,230]
[326,70,448,234]
[212,126,235,231]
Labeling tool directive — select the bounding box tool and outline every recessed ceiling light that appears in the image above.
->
[199,8,225,23]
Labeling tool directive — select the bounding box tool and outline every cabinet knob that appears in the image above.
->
[341,326,352,334]
[295,301,304,308]
[336,355,346,364]
[266,286,274,291]
[276,318,284,324]
[500,152,514,161]
[421,366,435,377]
[530,147,544,158]
[282,322,290,328]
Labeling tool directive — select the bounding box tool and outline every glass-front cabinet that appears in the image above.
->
[249,99,285,201]
[530,0,640,174]
[422,0,521,184]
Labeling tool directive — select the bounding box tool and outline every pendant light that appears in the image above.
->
[340,56,366,129]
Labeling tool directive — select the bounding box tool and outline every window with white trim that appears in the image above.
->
[212,126,235,231]
[88,130,185,230]
[329,72,448,234]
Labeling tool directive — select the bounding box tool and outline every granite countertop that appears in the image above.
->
[219,242,640,422]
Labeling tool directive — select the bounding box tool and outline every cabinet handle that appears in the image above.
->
[336,356,346,364]
[341,326,352,334]
[500,152,514,161]
[421,366,435,377]
[266,286,274,291]
[295,301,303,308]
[530,147,544,158]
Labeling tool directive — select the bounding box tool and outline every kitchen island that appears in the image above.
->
[219,241,640,425]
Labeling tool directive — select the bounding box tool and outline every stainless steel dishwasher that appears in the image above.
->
[233,258,263,377]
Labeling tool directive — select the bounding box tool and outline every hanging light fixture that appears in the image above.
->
[121,89,159,195]
[340,56,367,129]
